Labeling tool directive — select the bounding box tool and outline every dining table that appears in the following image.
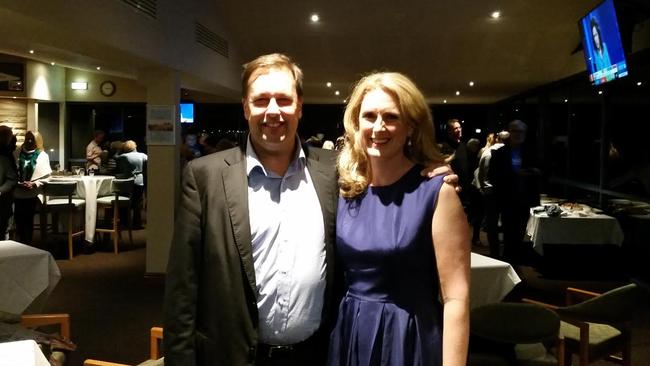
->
[526,205,624,255]
[470,252,521,308]
[0,339,50,366]
[0,241,60,316]
[48,175,115,243]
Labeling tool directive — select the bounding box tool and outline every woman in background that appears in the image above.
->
[0,126,17,240]
[329,72,470,365]
[116,140,147,228]
[14,131,51,245]
[591,17,611,71]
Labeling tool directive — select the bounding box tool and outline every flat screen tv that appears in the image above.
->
[180,103,194,124]
[579,0,628,85]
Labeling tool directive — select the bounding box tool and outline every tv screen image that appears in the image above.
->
[579,0,628,86]
[180,103,194,123]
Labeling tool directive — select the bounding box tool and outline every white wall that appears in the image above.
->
[25,61,65,101]
[66,69,146,102]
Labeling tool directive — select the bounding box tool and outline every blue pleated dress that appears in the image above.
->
[328,165,445,366]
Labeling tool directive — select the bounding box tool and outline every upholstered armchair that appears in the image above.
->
[524,283,639,366]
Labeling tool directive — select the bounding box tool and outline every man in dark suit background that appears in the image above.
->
[163,53,339,366]
[488,119,541,261]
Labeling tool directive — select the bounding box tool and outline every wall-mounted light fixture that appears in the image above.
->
[71,82,88,90]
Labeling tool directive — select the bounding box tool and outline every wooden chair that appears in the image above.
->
[21,313,71,340]
[40,181,85,259]
[470,302,565,366]
[21,313,72,365]
[524,284,639,366]
[96,178,134,254]
[83,327,163,366]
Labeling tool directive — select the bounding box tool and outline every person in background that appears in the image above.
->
[489,121,540,261]
[321,140,334,150]
[334,136,345,151]
[14,131,51,245]
[330,72,469,366]
[115,140,147,229]
[466,137,483,246]
[475,131,508,257]
[440,119,470,202]
[305,136,324,148]
[201,135,237,155]
[100,140,123,176]
[180,130,201,172]
[590,17,611,72]
[0,126,17,240]
[86,130,105,172]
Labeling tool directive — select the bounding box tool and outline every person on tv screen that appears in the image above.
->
[591,17,611,72]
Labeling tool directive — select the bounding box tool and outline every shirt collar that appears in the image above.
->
[246,135,306,177]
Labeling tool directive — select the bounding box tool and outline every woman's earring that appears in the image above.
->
[407,136,412,147]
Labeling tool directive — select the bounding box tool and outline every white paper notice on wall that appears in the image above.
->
[147,105,176,145]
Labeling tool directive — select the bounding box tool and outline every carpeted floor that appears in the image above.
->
[38,229,650,365]
[43,230,164,365]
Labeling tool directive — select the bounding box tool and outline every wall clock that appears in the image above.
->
[100,81,116,96]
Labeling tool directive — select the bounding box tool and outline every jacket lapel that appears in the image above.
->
[222,148,256,294]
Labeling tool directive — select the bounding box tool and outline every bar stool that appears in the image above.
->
[96,178,134,254]
[40,181,85,260]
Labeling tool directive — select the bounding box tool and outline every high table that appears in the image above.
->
[0,241,60,315]
[526,208,624,255]
[48,175,114,243]
[470,252,521,308]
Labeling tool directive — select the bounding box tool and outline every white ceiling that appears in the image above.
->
[0,0,605,104]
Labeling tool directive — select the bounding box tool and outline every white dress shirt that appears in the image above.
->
[246,137,326,345]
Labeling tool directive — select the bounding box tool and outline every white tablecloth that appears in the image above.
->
[0,340,49,366]
[0,241,60,315]
[49,175,114,242]
[526,209,624,255]
[470,252,521,308]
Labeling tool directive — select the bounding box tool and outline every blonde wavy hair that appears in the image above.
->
[338,72,446,198]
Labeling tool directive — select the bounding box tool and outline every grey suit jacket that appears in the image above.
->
[163,143,338,366]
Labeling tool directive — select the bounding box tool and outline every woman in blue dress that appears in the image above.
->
[329,72,470,366]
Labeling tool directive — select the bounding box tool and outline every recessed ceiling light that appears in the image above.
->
[469,81,474,87]
[598,90,603,95]
[564,99,568,103]
[29,50,34,54]
[310,13,320,22]
[343,99,347,103]
[443,99,447,104]
[96,66,101,70]
[335,90,340,96]
[491,11,501,19]
[50,62,55,66]
[637,81,642,86]
[455,91,460,96]
[326,82,332,88]
[475,128,482,133]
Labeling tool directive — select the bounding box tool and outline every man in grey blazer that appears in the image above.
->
[164,53,339,365]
